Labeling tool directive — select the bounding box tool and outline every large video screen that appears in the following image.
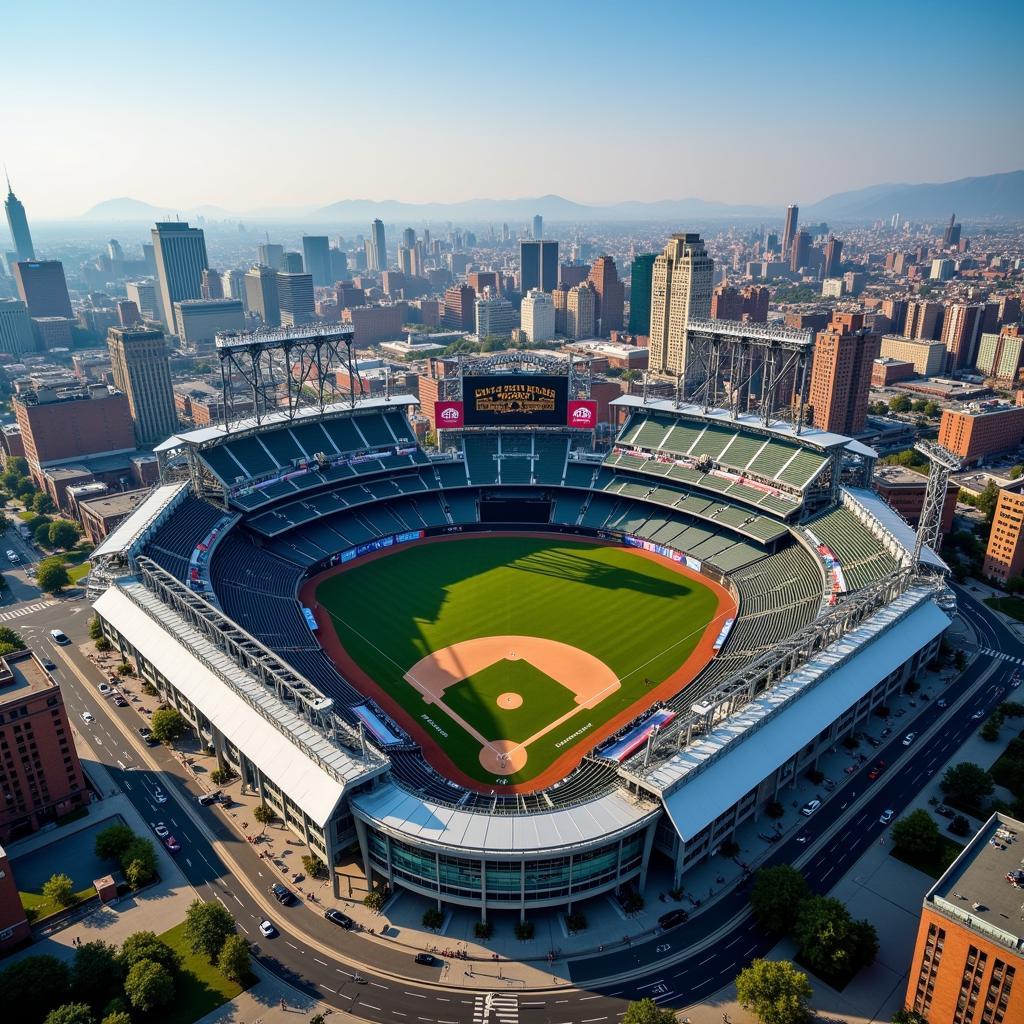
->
[464,374,568,426]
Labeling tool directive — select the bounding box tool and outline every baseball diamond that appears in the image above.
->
[305,534,733,790]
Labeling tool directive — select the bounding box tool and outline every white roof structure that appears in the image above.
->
[844,486,947,571]
[352,783,655,854]
[657,591,949,841]
[91,482,189,560]
[94,582,386,825]
[154,394,420,452]
[612,394,876,454]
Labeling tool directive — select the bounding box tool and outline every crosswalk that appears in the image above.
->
[0,600,54,623]
[979,647,1024,665]
[472,994,518,1024]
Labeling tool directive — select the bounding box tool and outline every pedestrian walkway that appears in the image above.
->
[0,599,54,622]
[978,647,1024,666]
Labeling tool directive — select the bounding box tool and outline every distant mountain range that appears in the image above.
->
[77,170,1024,225]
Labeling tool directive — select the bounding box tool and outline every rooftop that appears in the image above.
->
[947,401,1023,418]
[0,649,57,703]
[80,488,150,519]
[928,812,1024,955]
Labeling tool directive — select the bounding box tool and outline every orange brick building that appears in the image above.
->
[938,404,1024,466]
[874,465,958,534]
[983,483,1024,584]
[904,813,1023,1024]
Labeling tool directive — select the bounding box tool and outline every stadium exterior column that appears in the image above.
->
[636,819,658,891]
[352,816,373,893]
[212,727,227,772]
[481,857,488,924]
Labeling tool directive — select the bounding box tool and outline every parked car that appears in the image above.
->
[866,736,881,747]
[259,920,277,938]
[164,835,181,853]
[903,732,916,746]
[937,699,948,708]
[98,683,113,696]
[138,726,152,737]
[80,711,94,724]
[658,908,690,928]
[868,760,886,780]
[879,809,894,825]
[936,804,954,818]
[198,791,221,807]
[270,883,295,906]
[6,550,19,563]
[152,822,169,838]
[324,909,354,929]
[112,695,128,707]
[414,953,436,966]
[800,799,821,816]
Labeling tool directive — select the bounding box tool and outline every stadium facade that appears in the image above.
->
[89,353,952,919]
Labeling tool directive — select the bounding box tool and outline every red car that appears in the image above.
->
[164,835,181,853]
[868,761,886,781]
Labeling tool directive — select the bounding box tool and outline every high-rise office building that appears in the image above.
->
[107,326,179,445]
[257,242,284,270]
[822,235,843,278]
[369,219,387,272]
[244,266,280,327]
[13,261,73,319]
[941,302,985,370]
[808,312,880,435]
[532,214,543,241]
[107,239,124,263]
[398,246,414,277]
[781,204,799,259]
[474,292,517,337]
[302,236,331,287]
[401,228,416,249]
[3,177,34,262]
[125,280,161,323]
[442,285,475,331]
[976,325,1024,384]
[201,268,224,299]
[711,284,769,323]
[174,299,245,349]
[520,240,559,294]
[116,300,141,327]
[588,256,624,336]
[222,269,247,306]
[520,289,555,343]
[942,213,961,248]
[559,263,590,289]
[648,233,714,378]
[628,253,657,335]
[566,282,597,340]
[330,246,348,282]
[0,299,34,355]
[151,222,208,332]
[789,229,812,272]
[276,272,315,327]
[904,300,943,341]
[281,251,303,273]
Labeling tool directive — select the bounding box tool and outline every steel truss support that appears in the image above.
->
[913,440,962,566]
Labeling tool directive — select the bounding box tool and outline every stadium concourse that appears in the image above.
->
[88,392,952,920]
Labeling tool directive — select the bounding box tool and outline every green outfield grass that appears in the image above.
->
[315,536,722,785]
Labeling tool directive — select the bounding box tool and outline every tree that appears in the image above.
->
[88,615,103,641]
[941,762,995,808]
[252,803,276,829]
[1006,576,1024,595]
[0,626,26,651]
[621,998,678,1024]
[750,865,809,934]
[44,1004,95,1024]
[794,896,877,979]
[975,480,1001,523]
[36,557,70,593]
[149,706,187,744]
[888,394,912,413]
[302,853,324,878]
[363,889,386,911]
[48,520,79,549]
[735,959,813,1024]
[95,823,135,861]
[892,1009,929,1024]
[71,941,123,1012]
[44,1004,96,1024]
[216,933,251,983]
[891,810,942,859]
[183,898,236,962]
[117,932,180,975]
[100,1013,132,1024]
[35,520,54,546]
[8,456,28,476]
[33,493,56,515]
[123,960,174,1014]
[42,872,76,908]
[0,954,72,1024]
[121,837,157,888]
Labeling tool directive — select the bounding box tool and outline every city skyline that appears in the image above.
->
[2,0,1022,219]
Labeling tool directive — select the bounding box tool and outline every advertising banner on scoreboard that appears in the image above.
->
[435,401,464,429]
[464,375,568,426]
[567,399,598,429]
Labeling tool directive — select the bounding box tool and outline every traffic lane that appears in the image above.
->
[955,585,1019,653]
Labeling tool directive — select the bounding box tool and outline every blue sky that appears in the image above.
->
[3,0,1023,217]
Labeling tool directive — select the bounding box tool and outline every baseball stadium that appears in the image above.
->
[88,325,954,920]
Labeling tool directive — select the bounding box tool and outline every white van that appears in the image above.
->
[49,628,70,646]
[6,550,18,564]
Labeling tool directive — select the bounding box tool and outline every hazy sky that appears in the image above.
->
[4,0,1023,218]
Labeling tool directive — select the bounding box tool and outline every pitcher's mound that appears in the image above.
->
[480,739,528,774]
[497,692,523,710]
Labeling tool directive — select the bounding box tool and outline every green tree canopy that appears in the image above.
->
[121,837,157,888]
[216,933,251,983]
[42,872,76,908]
[100,1012,132,1024]
[33,493,56,515]
[891,809,942,859]
[941,761,995,807]
[123,960,174,1014]
[888,394,912,413]
[36,556,70,593]
[71,941,124,1012]
[252,803,275,826]
[48,520,79,549]
[735,958,813,1024]
[794,896,878,979]
[750,865,810,934]
[95,823,135,861]
[88,615,103,641]
[183,898,236,962]
[8,456,28,476]
[621,998,678,1024]
[149,707,187,744]
[44,1003,96,1024]
[0,954,72,1024]
[0,626,26,651]
[116,932,181,975]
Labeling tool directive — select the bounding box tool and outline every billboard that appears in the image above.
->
[567,400,597,429]
[435,400,464,429]
[464,375,568,426]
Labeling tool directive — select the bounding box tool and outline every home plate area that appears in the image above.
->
[403,635,620,775]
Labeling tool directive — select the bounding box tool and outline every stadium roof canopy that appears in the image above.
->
[845,486,947,571]
[91,482,188,560]
[351,782,654,854]
[153,393,420,453]
[612,395,877,455]
[94,582,386,824]
[657,590,949,842]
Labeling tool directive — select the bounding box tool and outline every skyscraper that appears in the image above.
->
[532,214,543,241]
[520,240,559,293]
[369,219,387,272]
[940,302,985,370]
[588,256,625,336]
[13,261,73,319]
[276,272,315,327]
[648,233,714,378]
[904,300,943,341]
[302,236,331,287]
[201,268,224,299]
[628,253,657,335]
[822,235,843,278]
[781,204,799,260]
[126,280,161,323]
[789,229,812,272]
[244,266,281,327]
[401,227,416,249]
[808,312,880,435]
[107,326,179,445]
[442,285,475,331]
[151,222,208,332]
[566,282,597,340]
[281,251,303,273]
[257,242,284,270]
[520,289,555,343]
[942,213,961,248]
[0,299,34,355]
[3,177,34,262]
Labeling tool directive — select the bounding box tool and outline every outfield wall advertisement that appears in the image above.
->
[464,374,568,426]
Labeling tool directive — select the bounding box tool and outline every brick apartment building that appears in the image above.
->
[983,481,1024,584]
[341,304,408,345]
[873,465,958,534]
[0,650,87,843]
[0,844,30,951]
[808,312,880,435]
[938,404,1024,466]
[903,813,1022,1024]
